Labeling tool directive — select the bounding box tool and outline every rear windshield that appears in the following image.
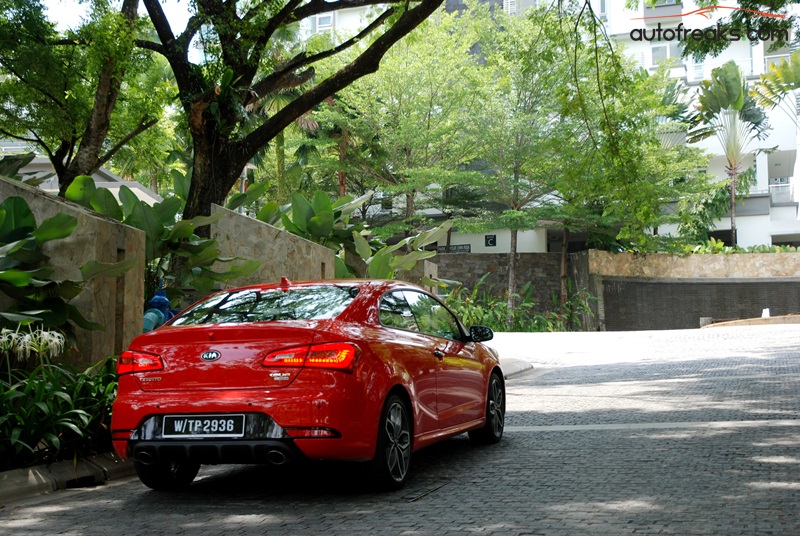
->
[170,286,357,326]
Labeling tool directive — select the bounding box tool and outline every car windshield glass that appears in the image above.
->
[170,286,356,325]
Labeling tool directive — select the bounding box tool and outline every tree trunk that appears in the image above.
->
[58,0,140,195]
[729,170,738,246]
[276,129,286,203]
[337,131,348,197]
[560,227,570,305]
[507,228,518,329]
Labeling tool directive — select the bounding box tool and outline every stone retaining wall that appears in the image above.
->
[0,177,145,366]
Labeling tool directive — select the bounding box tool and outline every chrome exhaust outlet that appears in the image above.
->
[267,449,288,465]
[136,450,156,466]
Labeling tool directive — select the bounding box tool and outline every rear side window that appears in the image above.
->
[170,286,356,326]
[379,291,420,332]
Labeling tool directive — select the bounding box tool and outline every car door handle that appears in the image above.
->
[433,350,445,359]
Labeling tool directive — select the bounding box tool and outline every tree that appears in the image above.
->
[0,0,167,192]
[135,0,445,230]
[314,9,482,236]
[689,60,770,245]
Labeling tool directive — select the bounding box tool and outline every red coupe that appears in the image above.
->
[111,279,505,490]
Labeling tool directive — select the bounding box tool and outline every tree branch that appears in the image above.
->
[247,7,394,106]
[97,116,159,169]
[238,0,443,167]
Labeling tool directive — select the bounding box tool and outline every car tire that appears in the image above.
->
[369,393,412,491]
[469,371,505,444]
[134,460,200,491]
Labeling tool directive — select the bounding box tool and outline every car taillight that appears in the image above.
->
[263,342,359,371]
[306,343,358,371]
[117,350,164,375]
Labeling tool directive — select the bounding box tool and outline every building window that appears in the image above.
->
[503,0,516,16]
[651,42,682,65]
[308,13,333,35]
[654,0,680,5]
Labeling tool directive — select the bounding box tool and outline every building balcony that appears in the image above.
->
[770,182,794,204]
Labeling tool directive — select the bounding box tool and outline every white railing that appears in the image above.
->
[770,183,794,204]
[765,54,791,72]
[685,58,755,83]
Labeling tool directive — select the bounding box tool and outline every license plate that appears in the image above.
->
[162,414,245,438]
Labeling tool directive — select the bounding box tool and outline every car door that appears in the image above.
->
[402,290,485,430]
[377,291,439,436]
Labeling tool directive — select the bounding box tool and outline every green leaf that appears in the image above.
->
[0,152,35,179]
[166,220,195,241]
[307,211,334,240]
[183,212,224,229]
[289,192,314,233]
[411,220,453,250]
[153,197,182,226]
[334,256,355,278]
[0,269,32,286]
[311,191,332,216]
[0,197,35,240]
[66,303,104,331]
[125,203,165,261]
[256,201,282,226]
[79,258,137,280]
[118,185,139,219]
[89,188,124,221]
[367,249,394,279]
[171,170,190,202]
[390,250,436,272]
[0,311,42,324]
[353,231,372,261]
[226,181,270,211]
[32,213,78,244]
[332,190,373,217]
[64,175,97,207]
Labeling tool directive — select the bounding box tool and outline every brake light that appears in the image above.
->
[306,343,358,371]
[117,350,164,375]
[263,347,308,367]
[262,342,359,371]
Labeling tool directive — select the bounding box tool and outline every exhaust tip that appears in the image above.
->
[136,450,156,466]
[267,449,288,465]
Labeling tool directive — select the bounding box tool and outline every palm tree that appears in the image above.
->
[689,61,770,246]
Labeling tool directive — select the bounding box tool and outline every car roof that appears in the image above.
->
[221,279,426,295]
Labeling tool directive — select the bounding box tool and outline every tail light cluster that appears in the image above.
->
[117,350,164,375]
[263,342,359,372]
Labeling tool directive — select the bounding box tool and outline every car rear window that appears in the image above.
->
[170,286,357,326]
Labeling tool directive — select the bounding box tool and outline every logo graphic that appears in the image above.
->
[629,5,790,44]
[200,350,221,361]
[633,5,787,21]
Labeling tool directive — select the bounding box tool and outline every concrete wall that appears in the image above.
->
[0,177,145,366]
[574,250,800,331]
[210,205,335,287]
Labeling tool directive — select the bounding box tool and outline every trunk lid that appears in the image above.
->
[131,321,325,391]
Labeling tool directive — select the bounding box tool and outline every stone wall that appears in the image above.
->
[210,205,335,287]
[0,177,145,366]
[433,253,562,307]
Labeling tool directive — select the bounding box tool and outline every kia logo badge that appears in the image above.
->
[200,350,221,361]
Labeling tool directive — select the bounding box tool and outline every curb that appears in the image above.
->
[0,453,135,506]
[499,357,534,379]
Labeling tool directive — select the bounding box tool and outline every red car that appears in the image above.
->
[111,279,504,490]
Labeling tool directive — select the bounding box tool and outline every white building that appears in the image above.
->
[441,0,800,252]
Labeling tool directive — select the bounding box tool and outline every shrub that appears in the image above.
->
[0,356,117,471]
[443,275,594,332]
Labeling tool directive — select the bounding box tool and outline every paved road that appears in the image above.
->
[2,326,799,535]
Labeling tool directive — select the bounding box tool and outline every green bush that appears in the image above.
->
[443,275,594,332]
[0,356,117,472]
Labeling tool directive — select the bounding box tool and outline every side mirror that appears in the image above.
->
[469,325,493,343]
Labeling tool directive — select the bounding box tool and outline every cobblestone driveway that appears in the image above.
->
[2,326,799,535]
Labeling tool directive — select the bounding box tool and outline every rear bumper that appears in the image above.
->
[111,371,382,463]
